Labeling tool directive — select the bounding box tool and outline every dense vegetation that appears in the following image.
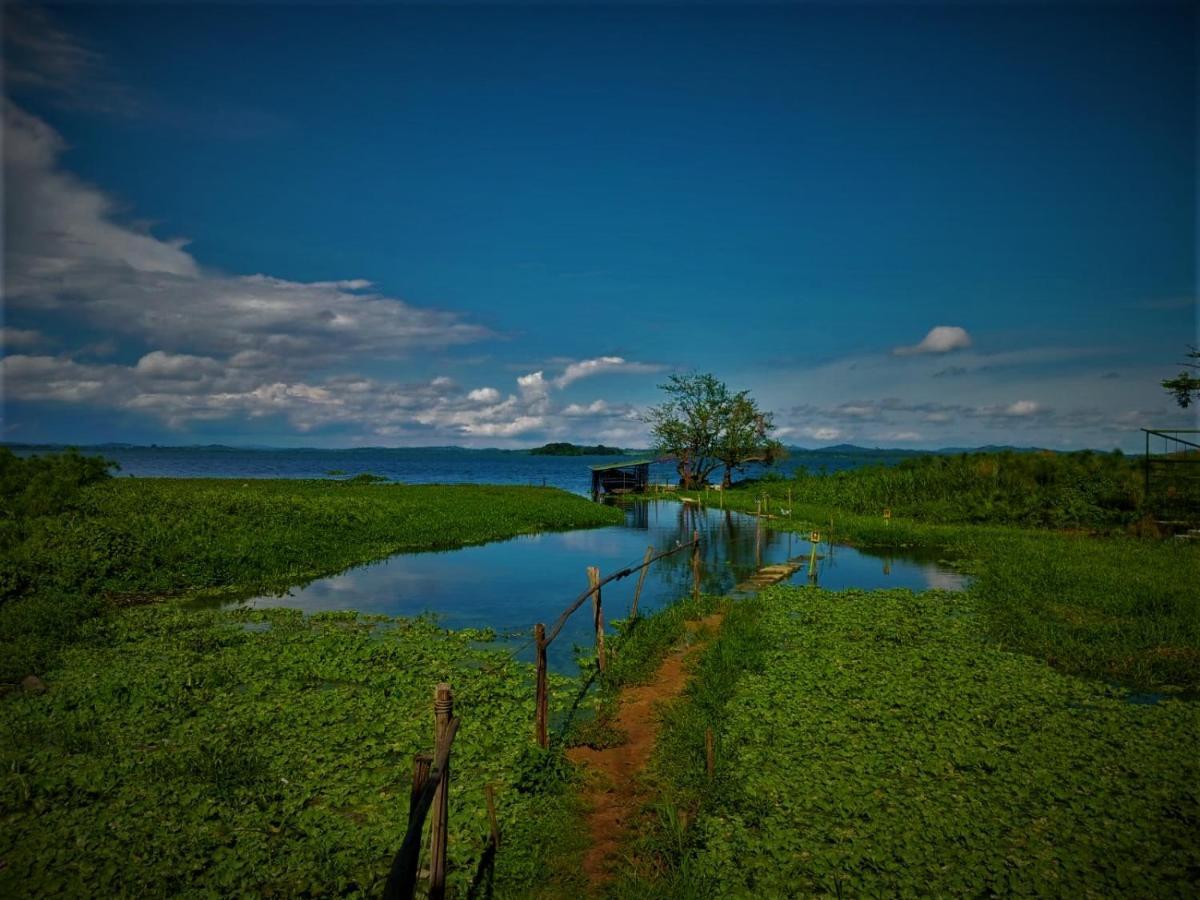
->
[669,485,1200,691]
[1,606,589,896]
[528,442,626,456]
[1,466,621,684]
[768,448,1145,529]
[5,448,1198,896]
[618,587,1200,897]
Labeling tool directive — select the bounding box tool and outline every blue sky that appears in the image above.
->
[2,2,1196,449]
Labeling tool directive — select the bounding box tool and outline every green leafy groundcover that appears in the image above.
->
[0,605,589,897]
[632,588,1200,897]
[1,478,623,683]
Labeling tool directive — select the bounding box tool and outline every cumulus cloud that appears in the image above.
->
[893,326,973,356]
[1,351,649,444]
[2,101,492,370]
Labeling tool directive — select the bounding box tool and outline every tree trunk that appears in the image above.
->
[722,465,732,489]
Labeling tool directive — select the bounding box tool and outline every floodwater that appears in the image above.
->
[243,499,965,671]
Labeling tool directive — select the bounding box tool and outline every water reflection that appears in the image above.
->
[241,499,964,671]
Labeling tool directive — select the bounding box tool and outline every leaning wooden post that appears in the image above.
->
[534,624,548,748]
[410,753,432,819]
[691,530,701,600]
[631,545,653,619]
[429,683,453,900]
[589,566,606,673]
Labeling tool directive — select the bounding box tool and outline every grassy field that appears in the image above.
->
[0,463,634,897]
[1,469,622,683]
[667,484,1200,692]
[618,587,1200,897]
[5,450,1198,896]
[761,449,1145,529]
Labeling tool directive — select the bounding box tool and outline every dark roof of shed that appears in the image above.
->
[588,458,652,472]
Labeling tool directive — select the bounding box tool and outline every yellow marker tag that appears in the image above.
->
[809,531,820,543]
[883,508,892,519]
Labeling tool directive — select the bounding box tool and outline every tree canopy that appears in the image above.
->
[643,373,782,488]
[1162,346,1200,409]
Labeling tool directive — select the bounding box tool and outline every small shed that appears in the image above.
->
[589,458,651,499]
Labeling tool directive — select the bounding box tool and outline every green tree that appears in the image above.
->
[1162,346,1200,408]
[644,373,780,488]
[715,392,784,488]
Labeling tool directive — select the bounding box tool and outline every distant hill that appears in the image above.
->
[528,442,627,457]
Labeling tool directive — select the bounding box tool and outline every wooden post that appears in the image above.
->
[705,727,715,778]
[485,784,501,849]
[691,530,701,600]
[534,624,548,748]
[429,683,453,899]
[589,567,606,673]
[755,515,762,569]
[631,545,653,618]
[788,486,792,514]
[410,753,432,820]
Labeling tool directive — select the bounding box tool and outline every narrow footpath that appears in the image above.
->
[566,612,724,889]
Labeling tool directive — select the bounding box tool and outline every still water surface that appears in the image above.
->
[244,500,964,671]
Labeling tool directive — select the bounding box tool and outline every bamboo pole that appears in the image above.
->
[630,545,653,618]
[589,566,605,673]
[429,683,453,899]
[534,623,548,748]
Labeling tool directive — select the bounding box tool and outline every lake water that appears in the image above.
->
[9,444,922,496]
[242,499,965,671]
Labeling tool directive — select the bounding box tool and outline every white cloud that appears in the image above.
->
[0,327,46,350]
[1002,400,1041,416]
[516,371,548,397]
[2,101,492,370]
[893,325,973,356]
[799,426,843,442]
[1,353,654,445]
[467,387,501,403]
[552,356,662,388]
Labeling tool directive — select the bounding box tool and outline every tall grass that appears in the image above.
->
[766,449,1143,529]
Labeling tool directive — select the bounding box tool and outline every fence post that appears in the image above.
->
[691,530,701,600]
[534,623,548,748]
[589,566,606,672]
[429,683,453,899]
[631,545,653,619]
[705,727,715,778]
[410,753,432,819]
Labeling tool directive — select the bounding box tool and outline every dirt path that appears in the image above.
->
[566,612,724,889]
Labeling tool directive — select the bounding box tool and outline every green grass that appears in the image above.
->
[761,448,1145,529]
[0,604,590,897]
[616,587,1200,898]
[1,478,622,683]
[666,488,1200,691]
